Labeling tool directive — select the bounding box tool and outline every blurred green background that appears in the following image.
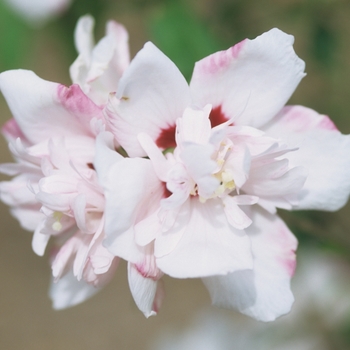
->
[1,0,350,349]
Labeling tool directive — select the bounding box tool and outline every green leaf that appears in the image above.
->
[149,1,223,80]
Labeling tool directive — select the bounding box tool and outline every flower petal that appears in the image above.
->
[263,105,350,211]
[190,28,305,128]
[203,208,297,321]
[105,42,191,157]
[156,198,253,278]
[49,271,100,310]
[128,262,160,318]
[0,70,102,144]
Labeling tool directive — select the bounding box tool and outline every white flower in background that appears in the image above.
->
[4,0,72,25]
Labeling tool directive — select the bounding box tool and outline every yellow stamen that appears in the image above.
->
[52,212,63,232]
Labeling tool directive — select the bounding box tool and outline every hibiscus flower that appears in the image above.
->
[101,28,350,321]
[0,16,130,309]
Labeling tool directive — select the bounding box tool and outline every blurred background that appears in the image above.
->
[1,0,350,349]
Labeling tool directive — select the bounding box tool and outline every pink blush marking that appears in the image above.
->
[318,115,338,131]
[155,124,176,150]
[1,118,28,142]
[57,84,103,119]
[283,106,339,132]
[198,39,247,74]
[274,224,298,277]
[283,254,297,277]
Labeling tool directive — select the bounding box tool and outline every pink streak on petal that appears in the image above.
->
[275,225,297,277]
[209,105,230,127]
[283,254,297,277]
[155,124,176,149]
[57,84,103,121]
[1,118,28,142]
[199,39,247,74]
[318,115,338,131]
[282,106,338,132]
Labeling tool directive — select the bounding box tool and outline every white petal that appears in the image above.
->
[176,105,212,146]
[222,196,253,230]
[263,105,350,211]
[101,157,163,263]
[102,158,162,238]
[105,42,191,157]
[49,271,100,310]
[32,220,50,256]
[190,28,305,128]
[0,70,102,143]
[203,208,297,321]
[73,15,95,63]
[94,131,123,183]
[128,262,159,318]
[156,198,253,278]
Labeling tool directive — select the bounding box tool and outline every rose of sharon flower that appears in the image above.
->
[100,28,350,321]
[0,16,132,310]
[4,0,72,26]
[0,71,117,308]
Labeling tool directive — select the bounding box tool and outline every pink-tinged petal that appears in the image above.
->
[128,262,160,318]
[49,272,100,310]
[203,208,297,322]
[105,42,191,157]
[156,198,253,278]
[1,118,29,144]
[190,28,306,128]
[263,105,350,211]
[0,70,102,144]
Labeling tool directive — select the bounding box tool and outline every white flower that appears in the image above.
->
[100,28,350,321]
[4,0,72,25]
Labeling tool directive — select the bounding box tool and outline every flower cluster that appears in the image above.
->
[1,15,350,321]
